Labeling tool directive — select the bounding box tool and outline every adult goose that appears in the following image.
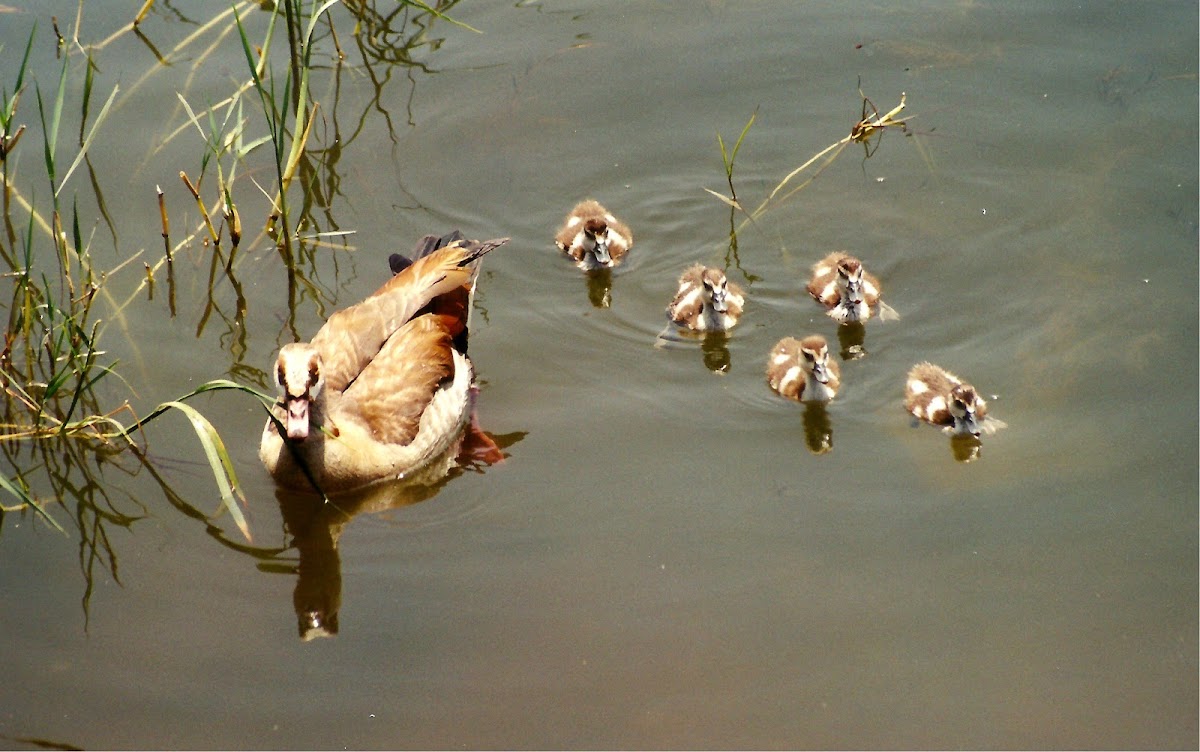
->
[259,232,509,492]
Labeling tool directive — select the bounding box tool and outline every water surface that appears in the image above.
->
[0,1,1195,749]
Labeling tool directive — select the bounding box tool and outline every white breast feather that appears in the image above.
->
[675,286,702,310]
[777,366,802,394]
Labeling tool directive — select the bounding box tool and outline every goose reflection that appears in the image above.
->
[276,419,525,641]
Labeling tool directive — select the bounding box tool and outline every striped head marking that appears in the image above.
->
[799,336,832,384]
[582,218,611,264]
[275,342,323,441]
[836,257,865,304]
[949,384,983,437]
[701,267,731,312]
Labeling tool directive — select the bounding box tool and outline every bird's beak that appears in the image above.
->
[592,241,612,265]
[285,395,311,441]
[711,289,728,312]
[962,413,980,437]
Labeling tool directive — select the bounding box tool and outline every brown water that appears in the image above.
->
[0,1,1196,749]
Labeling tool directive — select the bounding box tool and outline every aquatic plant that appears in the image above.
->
[710,107,757,208]
[0,2,482,554]
[0,22,254,539]
[708,84,911,223]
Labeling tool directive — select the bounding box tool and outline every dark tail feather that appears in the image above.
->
[388,253,413,275]
[389,230,469,275]
[391,232,507,355]
[457,237,510,268]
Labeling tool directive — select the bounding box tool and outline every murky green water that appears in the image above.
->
[1,1,1196,749]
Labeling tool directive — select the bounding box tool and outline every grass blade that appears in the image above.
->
[56,83,119,198]
[0,473,66,534]
[728,107,757,167]
[156,400,252,543]
[703,187,741,210]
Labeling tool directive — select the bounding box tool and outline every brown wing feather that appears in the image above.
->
[310,239,504,392]
[340,315,455,447]
[668,265,705,322]
[670,295,704,324]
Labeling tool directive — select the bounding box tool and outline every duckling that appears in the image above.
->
[904,362,1005,437]
[766,335,841,402]
[806,251,889,323]
[667,263,746,332]
[554,200,633,270]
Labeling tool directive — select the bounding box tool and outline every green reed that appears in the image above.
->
[0,23,254,541]
[708,88,911,226]
[233,0,333,262]
[707,107,757,211]
[2,3,480,545]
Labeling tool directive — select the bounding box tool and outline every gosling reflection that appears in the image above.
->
[654,327,735,374]
[276,422,525,641]
[836,321,867,361]
[586,268,613,308]
[949,434,983,463]
[801,402,834,454]
[700,332,732,374]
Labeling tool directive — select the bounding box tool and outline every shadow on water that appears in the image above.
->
[0,732,83,752]
[269,420,525,641]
